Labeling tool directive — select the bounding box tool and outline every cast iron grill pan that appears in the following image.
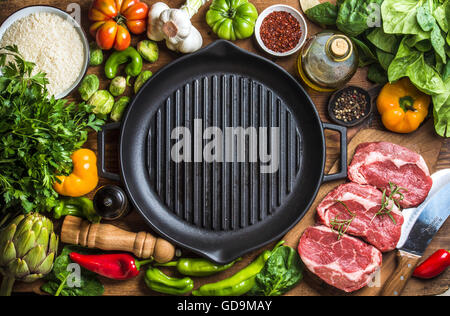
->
[98,40,347,264]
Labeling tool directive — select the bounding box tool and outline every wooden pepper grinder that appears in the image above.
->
[61,215,175,263]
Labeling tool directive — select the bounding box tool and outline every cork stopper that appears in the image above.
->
[330,38,350,58]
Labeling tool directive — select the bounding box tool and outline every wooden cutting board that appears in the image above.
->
[283,120,449,296]
[13,121,449,296]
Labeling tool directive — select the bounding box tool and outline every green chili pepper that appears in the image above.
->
[155,257,241,277]
[192,241,284,296]
[53,197,101,223]
[104,47,143,80]
[144,267,194,295]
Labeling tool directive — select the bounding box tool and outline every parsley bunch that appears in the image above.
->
[0,46,104,216]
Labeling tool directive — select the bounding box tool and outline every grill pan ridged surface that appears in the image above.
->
[117,41,333,263]
[147,74,303,231]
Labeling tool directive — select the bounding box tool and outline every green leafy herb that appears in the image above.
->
[249,245,303,296]
[0,46,104,216]
[41,245,104,296]
[329,200,356,240]
[371,182,406,224]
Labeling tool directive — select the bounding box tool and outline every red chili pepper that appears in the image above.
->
[413,249,450,279]
[69,253,152,280]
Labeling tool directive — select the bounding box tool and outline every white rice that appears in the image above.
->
[0,11,85,96]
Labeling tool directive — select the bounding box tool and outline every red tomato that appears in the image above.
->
[114,24,132,51]
[125,19,146,34]
[96,20,118,50]
[122,2,148,20]
[89,0,148,50]
[91,0,118,18]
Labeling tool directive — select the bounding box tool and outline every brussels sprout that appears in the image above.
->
[134,70,153,94]
[89,42,103,66]
[109,76,126,97]
[137,40,159,63]
[88,90,114,118]
[78,74,100,101]
[111,96,131,122]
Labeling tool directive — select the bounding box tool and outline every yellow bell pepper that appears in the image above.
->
[54,148,99,197]
[377,78,430,134]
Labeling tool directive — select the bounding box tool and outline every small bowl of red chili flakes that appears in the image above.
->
[254,5,308,57]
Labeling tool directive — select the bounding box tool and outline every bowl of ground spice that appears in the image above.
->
[254,5,308,57]
[328,86,373,127]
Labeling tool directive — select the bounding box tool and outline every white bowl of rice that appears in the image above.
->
[0,6,89,99]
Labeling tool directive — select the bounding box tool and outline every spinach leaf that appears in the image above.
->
[336,0,383,37]
[433,1,448,32]
[382,0,430,36]
[305,2,338,26]
[405,33,433,52]
[417,3,436,32]
[431,24,447,63]
[368,63,389,84]
[249,245,303,296]
[432,77,450,137]
[41,245,104,296]
[376,49,395,70]
[367,28,399,53]
[388,39,446,95]
[352,37,378,67]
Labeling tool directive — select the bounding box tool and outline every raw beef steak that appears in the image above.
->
[348,142,432,208]
[298,226,382,293]
[316,182,403,252]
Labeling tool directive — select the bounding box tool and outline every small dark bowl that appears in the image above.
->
[328,86,373,127]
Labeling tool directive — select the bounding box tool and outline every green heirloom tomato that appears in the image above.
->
[206,0,258,41]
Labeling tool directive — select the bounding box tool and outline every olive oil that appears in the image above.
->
[297,31,359,92]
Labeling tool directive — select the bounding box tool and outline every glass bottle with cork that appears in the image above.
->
[297,31,359,92]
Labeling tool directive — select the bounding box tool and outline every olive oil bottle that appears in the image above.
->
[297,31,359,92]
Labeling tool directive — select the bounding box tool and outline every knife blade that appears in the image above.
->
[381,180,450,296]
[397,169,450,249]
[399,182,450,256]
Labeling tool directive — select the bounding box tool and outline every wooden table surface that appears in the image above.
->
[1,0,449,296]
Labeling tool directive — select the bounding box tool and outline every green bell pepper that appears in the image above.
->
[206,0,258,41]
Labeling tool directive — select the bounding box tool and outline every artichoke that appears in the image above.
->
[0,213,58,296]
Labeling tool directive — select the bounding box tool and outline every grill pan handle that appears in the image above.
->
[322,123,347,182]
[97,122,121,181]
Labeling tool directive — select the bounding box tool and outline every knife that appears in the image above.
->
[398,169,450,249]
[381,180,450,296]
